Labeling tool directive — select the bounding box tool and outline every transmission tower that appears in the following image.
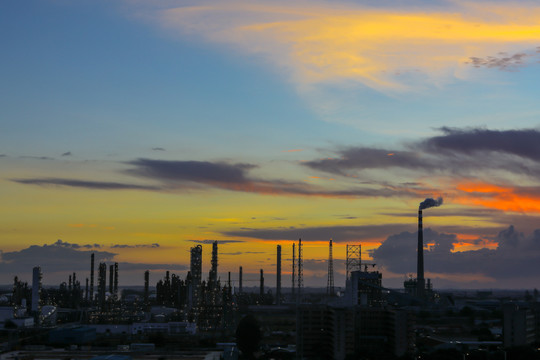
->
[292,243,296,296]
[297,238,303,293]
[327,239,334,295]
[346,244,362,279]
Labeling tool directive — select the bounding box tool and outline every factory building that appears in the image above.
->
[298,305,414,360]
[346,269,383,307]
[503,303,536,347]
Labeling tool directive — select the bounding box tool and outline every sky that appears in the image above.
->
[3,0,540,290]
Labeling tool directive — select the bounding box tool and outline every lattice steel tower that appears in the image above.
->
[346,244,362,279]
[327,239,334,295]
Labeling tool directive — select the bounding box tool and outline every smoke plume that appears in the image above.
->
[419,197,443,210]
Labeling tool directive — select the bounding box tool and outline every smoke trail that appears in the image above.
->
[419,197,443,210]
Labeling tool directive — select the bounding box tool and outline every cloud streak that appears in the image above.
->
[125,158,423,198]
[222,224,413,242]
[187,239,245,244]
[305,127,540,177]
[11,178,160,191]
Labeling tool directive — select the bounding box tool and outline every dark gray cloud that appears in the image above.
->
[53,239,102,249]
[61,152,72,157]
[421,127,540,160]
[0,244,116,276]
[20,156,54,160]
[371,226,540,285]
[0,241,186,285]
[187,239,245,244]
[11,178,160,191]
[126,158,256,184]
[151,147,166,151]
[0,154,6,158]
[53,240,161,250]
[304,148,427,175]
[380,207,502,219]
[125,158,420,198]
[465,51,535,70]
[222,251,266,256]
[304,127,540,178]
[222,224,412,242]
[110,243,160,249]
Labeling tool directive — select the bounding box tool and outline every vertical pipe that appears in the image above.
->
[239,266,243,294]
[417,209,425,298]
[114,263,118,295]
[90,253,94,303]
[109,264,114,294]
[292,243,296,296]
[298,238,303,293]
[276,245,282,305]
[144,270,149,306]
[260,269,264,298]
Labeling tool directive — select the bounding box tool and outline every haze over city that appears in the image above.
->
[3,0,540,290]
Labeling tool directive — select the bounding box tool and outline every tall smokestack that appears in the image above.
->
[276,245,282,305]
[114,262,118,296]
[260,269,264,298]
[98,263,106,308]
[297,238,303,293]
[292,243,296,296]
[144,270,149,306]
[90,253,95,303]
[417,197,443,298]
[31,266,42,314]
[417,209,425,298]
[210,241,218,289]
[239,266,243,293]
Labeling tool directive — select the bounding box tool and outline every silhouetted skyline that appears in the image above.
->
[3,0,540,289]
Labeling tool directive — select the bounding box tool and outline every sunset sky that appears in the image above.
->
[3,0,540,289]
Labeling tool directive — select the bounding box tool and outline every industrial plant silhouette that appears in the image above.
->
[1,198,536,360]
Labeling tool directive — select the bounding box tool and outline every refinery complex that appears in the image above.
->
[1,199,540,360]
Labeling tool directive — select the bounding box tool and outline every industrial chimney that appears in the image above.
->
[239,266,243,293]
[417,197,443,299]
[90,253,95,303]
[276,245,282,305]
[417,209,425,298]
[260,269,264,298]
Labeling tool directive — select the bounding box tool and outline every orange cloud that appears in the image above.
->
[452,239,498,252]
[455,181,540,213]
